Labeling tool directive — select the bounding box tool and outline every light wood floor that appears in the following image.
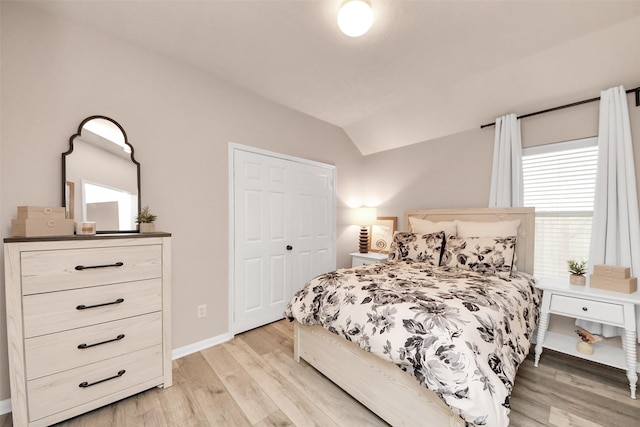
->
[1,319,639,426]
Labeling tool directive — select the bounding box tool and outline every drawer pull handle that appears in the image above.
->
[582,306,588,311]
[79,370,126,388]
[75,261,124,271]
[78,334,125,349]
[76,298,124,310]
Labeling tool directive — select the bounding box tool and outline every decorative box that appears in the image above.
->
[75,221,96,235]
[11,218,75,237]
[17,206,66,220]
[593,264,631,279]
[589,274,637,294]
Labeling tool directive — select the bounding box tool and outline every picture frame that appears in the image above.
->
[369,216,397,253]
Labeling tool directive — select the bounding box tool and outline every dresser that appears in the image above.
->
[4,233,172,426]
[350,252,388,267]
[534,278,639,399]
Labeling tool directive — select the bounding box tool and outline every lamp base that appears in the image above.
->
[359,226,369,253]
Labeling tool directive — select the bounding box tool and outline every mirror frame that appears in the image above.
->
[62,115,141,233]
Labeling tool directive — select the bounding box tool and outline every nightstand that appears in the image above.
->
[350,252,388,267]
[534,278,639,399]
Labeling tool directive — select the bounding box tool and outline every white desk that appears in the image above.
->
[534,278,639,399]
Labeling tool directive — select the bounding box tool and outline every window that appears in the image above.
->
[522,137,598,278]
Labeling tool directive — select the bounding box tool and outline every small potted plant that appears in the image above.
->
[136,206,157,233]
[567,259,587,285]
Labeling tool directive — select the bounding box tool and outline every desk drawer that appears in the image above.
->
[23,279,162,338]
[27,345,163,423]
[25,312,162,380]
[21,244,162,295]
[549,294,624,325]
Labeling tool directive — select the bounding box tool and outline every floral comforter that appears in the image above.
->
[284,260,540,426]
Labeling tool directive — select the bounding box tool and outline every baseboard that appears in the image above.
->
[172,332,233,360]
[0,398,11,415]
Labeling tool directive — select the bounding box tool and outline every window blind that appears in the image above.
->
[522,138,598,278]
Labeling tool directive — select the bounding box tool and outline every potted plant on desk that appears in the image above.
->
[567,259,587,285]
[136,206,157,233]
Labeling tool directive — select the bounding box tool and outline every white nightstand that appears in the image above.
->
[350,252,388,267]
[534,278,639,399]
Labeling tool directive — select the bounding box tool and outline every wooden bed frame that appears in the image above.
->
[293,207,535,426]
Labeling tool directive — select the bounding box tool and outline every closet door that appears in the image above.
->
[232,147,335,334]
[288,161,334,291]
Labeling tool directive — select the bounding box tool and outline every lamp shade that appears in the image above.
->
[351,207,377,226]
[337,0,374,37]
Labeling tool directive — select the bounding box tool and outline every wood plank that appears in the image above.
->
[510,381,552,426]
[508,410,549,427]
[224,337,338,426]
[77,401,120,427]
[175,352,251,427]
[155,363,210,426]
[510,354,638,427]
[271,318,295,337]
[253,409,295,427]
[263,348,387,426]
[548,407,607,427]
[554,370,640,409]
[200,344,278,424]
[120,389,168,427]
[239,322,294,357]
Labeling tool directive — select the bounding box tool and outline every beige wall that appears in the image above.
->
[364,92,640,229]
[1,0,639,408]
[0,3,363,401]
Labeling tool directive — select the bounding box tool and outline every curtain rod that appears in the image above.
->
[480,86,640,129]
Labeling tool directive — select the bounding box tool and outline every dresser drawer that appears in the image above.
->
[25,312,162,380]
[549,294,625,325]
[27,345,163,423]
[21,244,162,295]
[23,279,162,338]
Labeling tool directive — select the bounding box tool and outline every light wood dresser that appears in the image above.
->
[4,233,172,426]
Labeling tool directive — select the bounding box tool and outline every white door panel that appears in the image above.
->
[232,147,335,334]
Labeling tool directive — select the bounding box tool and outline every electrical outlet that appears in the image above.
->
[197,304,207,318]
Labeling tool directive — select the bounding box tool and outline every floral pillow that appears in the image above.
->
[388,231,445,265]
[441,236,517,278]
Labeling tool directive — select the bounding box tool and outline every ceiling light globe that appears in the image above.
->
[337,0,374,37]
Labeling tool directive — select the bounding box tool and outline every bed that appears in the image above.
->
[284,207,539,426]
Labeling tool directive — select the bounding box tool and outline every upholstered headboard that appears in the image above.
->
[405,208,535,275]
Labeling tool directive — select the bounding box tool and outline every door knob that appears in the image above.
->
[286,245,293,251]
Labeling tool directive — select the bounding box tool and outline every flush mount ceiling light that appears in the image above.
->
[337,0,374,37]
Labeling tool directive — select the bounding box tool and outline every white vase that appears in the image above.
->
[577,341,594,355]
[139,223,155,233]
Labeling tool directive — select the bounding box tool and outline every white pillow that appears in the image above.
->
[456,220,520,238]
[409,217,457,236]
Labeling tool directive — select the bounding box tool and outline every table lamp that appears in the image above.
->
[352,207,377,253]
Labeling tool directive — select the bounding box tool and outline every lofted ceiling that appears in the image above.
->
[27,0,640,155]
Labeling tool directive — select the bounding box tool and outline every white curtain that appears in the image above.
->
[489,113,523,208]
[577,85,640,342]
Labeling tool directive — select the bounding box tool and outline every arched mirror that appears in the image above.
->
[62,116,140,233]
